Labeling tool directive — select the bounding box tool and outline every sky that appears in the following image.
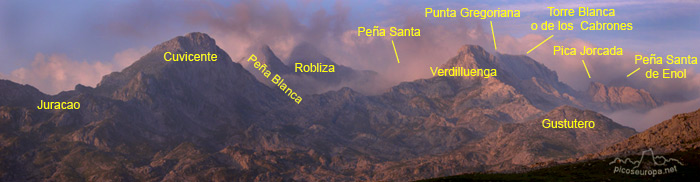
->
[1,0,699,131]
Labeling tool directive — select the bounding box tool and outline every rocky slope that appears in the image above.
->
[594,107,700,158]
[586,82,661,112]
[368,106,635,180]
[0,32,286,181]
[496,53,660,112]
[422,107,700,181]
[516,106,700,175]
[0,80,47,107]
[496,54,583,111]
[0,32,652,181]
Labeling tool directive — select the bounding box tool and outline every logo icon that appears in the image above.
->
[609,148,683,177]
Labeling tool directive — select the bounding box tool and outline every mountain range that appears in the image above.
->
[0,32,688,181]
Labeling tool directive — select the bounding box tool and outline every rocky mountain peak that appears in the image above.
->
[586,82,659,111]
[151,32,217,53]
[0,79,47,107]
[259,45,290,74]
[93,32,271,105]
[537,105,633,131]
[261,44,274,56]
[441,45,499,70]
[458,44,489,56]
[0,33,675,181]
[546,105,581,115]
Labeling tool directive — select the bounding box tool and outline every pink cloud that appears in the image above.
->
[495,33,699,101]
[113,47,150,68]
[3,47,148,95]
[185,0,699,101]
[606,97,700,131]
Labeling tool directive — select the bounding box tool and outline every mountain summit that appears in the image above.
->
[441,45,500,71]
[0,34,665,181]
[96,32,281,106]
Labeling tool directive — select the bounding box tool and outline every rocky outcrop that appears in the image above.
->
[482,106,635,166]
[586,82,660,111]
[368,106,636,181]
[497,54,584,111]
[0,34,655,181]
[595,108,700,157]
[0,80,47,107]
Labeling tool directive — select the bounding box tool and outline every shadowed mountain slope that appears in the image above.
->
[0,33,654,181]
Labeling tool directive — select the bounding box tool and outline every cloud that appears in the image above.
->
[186,0,494,92]
[2,0,698,98]
[186,0,305,60]
[605,97,700,131]
[181,0,700,101]
[113,47,150,68]
[0,0,697,131]
[500,0,700,13]
[494,34,700,101]
[493,33,700,131]
[3,47,148,95]
[6,0,688,104]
